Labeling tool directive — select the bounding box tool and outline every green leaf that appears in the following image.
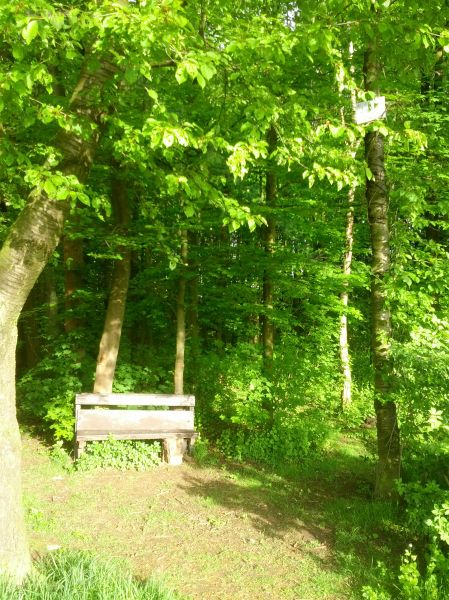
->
[184,204,195,218]
[200,62,216,82]
[196,73,206,89]
[12,45,24,60]
[365,166,374,180]
[175,65,188,84]
[124,69,138,84]
[44,179,57,197]
[22,20,39,45]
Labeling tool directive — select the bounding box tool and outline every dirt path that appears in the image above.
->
[21,435,389,600]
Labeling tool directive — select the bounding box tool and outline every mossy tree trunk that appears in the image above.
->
[0,55,117,581]
[364,38,401,499]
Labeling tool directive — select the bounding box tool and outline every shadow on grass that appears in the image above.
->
[180,438,404,597]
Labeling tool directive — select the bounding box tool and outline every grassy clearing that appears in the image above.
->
[0,551,181,600]
[20,432,404,599]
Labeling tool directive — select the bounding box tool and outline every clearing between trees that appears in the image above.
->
[22,433,401,600]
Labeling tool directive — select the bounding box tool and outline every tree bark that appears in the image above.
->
[17,283,41,375]
[187,231,201,379]
[93,175,131,394]
[262,125,277,378]
[339,53,358,410]
[174,229,188,395]
[64,224,85,335]
[0,54,117,580]
[340,189,354,409]
[364,38,401,498]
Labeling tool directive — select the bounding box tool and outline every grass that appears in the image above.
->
[0,551,182,600]
[19,431,406,599]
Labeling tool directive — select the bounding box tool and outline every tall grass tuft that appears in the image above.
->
[0,550,181,599]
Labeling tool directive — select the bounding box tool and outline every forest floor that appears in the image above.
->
[21,433,404,600]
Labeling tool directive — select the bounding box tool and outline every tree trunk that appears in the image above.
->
[41,264,59,342]
[339,54,359,410]
[64,223,85,335]
[339,191,354,409]
[94,175,131,394]
[262,125,277,377]
[0,54,117,580]
[187,231,201,379]
[17,283,41,375]
[364,38,400,498]
[174,229,188,395]
[0,326,31,583]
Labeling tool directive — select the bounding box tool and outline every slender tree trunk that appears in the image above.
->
[340,50,358,410]
[174,229,188,395]
[340,192,354,409]
[364,38,400,498]
[94,175,131,394]
[187,232,201,378]
[0,54,117,581]
[17,284,41,375]
[165,229,189,465]
[42,264,59,341]
[262,125,277,377]
[64,224,85,335]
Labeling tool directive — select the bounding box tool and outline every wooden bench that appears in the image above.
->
[74,393,198,465]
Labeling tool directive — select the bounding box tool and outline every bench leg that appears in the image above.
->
[75,440,86,460]
[163,438,187,465]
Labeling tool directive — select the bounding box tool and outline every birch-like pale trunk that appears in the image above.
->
[0,54,117,581]
[340,52,358,410]
[339,190,355,409]
[364,38,401,499]
[93,176,131,394]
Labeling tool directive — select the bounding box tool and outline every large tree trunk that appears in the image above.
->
[364,39,401,498]
[93,176,131,394]
[0,55,117,581]
[174,229,188,395]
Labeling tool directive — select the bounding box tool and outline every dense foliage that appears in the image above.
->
[1,0,449,593]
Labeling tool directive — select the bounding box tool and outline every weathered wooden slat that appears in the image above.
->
[75,393,195,407]
[77,409,194,433]
[77,431,198,441]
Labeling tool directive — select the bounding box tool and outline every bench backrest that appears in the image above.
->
[75,393,195,434]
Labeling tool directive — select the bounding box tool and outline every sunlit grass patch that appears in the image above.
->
[0,551,182,600]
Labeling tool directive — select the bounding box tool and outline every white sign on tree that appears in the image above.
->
[354,96,386,125]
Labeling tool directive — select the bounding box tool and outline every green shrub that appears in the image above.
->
[0,550,182,599]
[217,409,330,466]
[76,438,162,471]
[363,482,449,599]
[17,343,85,442]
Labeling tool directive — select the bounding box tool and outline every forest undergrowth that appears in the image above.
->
[17,431,407,600]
